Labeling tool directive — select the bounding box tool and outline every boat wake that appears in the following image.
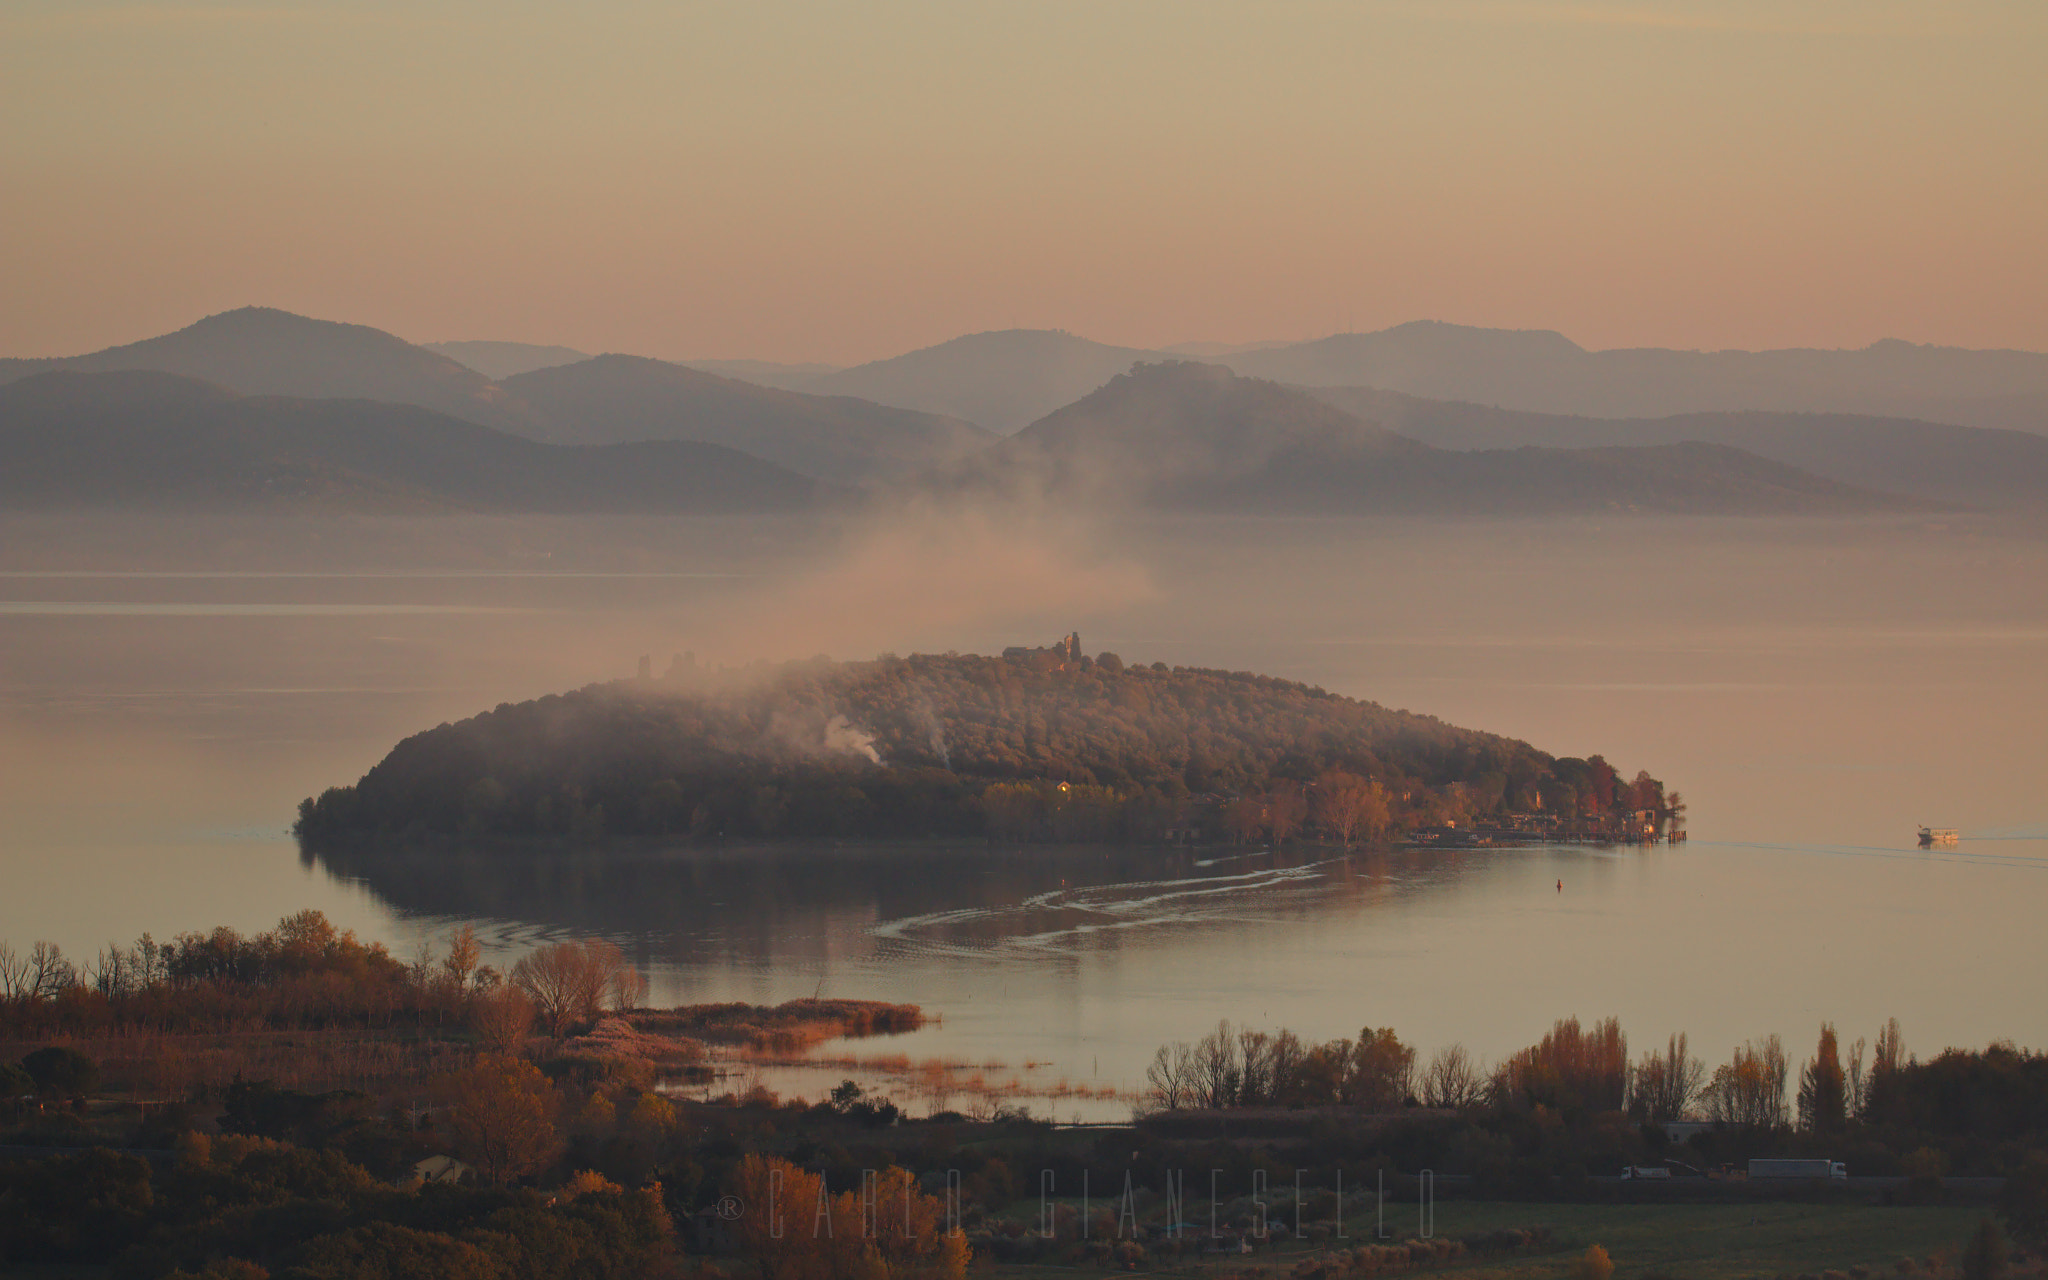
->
[870,861,1347,958]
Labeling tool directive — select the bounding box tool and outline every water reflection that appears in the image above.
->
[310,840,1452,965]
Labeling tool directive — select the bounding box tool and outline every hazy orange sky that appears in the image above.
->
[4,0,2044,364]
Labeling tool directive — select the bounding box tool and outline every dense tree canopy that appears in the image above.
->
[295,651,1657,847]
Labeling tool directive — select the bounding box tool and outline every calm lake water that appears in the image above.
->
[3,512,2043,1116]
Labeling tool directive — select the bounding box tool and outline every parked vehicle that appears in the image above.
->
[1620,1165,1672,1179]
[1748,1158,1847,1179]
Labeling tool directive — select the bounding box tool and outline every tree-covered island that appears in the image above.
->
[294,638,1680,849]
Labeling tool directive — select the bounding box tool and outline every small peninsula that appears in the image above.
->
[293,639,1677,848]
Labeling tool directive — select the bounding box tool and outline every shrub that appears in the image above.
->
[21,1046,99,1097]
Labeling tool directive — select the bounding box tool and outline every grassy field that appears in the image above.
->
[987,1200,1997,1280]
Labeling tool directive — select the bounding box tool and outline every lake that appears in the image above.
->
[3,511,2044,1117]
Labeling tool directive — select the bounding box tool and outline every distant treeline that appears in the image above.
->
[0,910,639,1045]
[1141,1013,2048,1181]
[293,651,1672,847]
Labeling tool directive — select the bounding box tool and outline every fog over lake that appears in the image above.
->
[3,511,2043,1114]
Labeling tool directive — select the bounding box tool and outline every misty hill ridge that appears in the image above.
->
[0,370,820,513]
[804,328,1172,432]
[783,320,2048,436]
[946,360,1908,515]
[681,357,843,391]
[1306,385,2048,509]
[0,307,542,435]
[1223,321,2048,433]
[425,340,591,380]
[503,354,993,483]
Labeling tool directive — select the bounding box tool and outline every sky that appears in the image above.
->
[3,0,2045,365]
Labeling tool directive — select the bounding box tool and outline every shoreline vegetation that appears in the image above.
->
[3,910,2046,1278]
[292,642,1682,852]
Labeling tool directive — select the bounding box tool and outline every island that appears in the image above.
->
[293,637,1679,848]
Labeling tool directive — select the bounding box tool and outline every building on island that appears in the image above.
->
[1002,632,1083,669]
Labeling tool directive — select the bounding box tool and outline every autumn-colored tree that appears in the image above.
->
[1496,1017,1628,1116]
[1222,796,1267,845]
[443,925,481,991]
[823,1165,970,1280]
[1797,1022,1847,1133]
[1576,1244,1615,1280]
[1702,1035,1789,1128]
[1346,1027,1416,1110]
[1314,772,1389,845]
[562,1168,624,1199]
[438,1054,563,1186]
[1266,784,1308,845]
[1583,756,1617,817]
[730,1153,827,1280]
[470,984,535,1053]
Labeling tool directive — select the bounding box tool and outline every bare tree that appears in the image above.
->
[1192,1021,1241,1109]
[1873,1017,1905,1077]
[1420,1043,1486,1109]
[26,941,77,999]
[87,942,139,999]
[1268,1030,1308,1103]
[1145,1042,1195,1111]
[1236,1028,1276,1105]
[1662,791,1687,835]
[1628,1033,1705,1123]
[510,938,638,1037]
[0,942,30,1000]
[607,960,649,1012]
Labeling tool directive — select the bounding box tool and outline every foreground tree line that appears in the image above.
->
[292,651,1676,848]
[4,913,2047,1278]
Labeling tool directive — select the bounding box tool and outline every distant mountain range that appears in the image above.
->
[424,340,591,381]
[8,306,2045,515]
[426,340,841,392]
[761,323,2048,438]
[0,371,820,513]
[0,308,542,436]
[1305,386,2048,509]
[804,329,1169,434]
[678,357,842,392]
[1225,322,2048,434]
[935,361,1909,516]
[501,354,990,483]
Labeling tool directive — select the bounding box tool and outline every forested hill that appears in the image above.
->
[294,650,1660,847]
